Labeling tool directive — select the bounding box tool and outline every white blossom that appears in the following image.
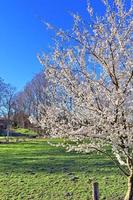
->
[38,1,133,191]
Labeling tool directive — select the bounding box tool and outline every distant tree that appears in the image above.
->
[38,1,133,199]
[14,72,49,133]
[25,72,48,125]
[0,78,15,140]
[13,91,31,128]
[0,78,6,111]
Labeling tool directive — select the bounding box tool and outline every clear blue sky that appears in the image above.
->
[0,0,130,90]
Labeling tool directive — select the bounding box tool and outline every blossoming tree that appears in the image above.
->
[38,1,133,199]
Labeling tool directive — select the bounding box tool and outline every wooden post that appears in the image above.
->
[92,182,99,200]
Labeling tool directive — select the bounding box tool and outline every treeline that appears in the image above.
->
[0,71,49,135]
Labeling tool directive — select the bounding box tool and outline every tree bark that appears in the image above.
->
[6,128,10,143]
[124,172,133,200]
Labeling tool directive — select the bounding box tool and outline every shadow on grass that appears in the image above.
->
[0,140,120,175]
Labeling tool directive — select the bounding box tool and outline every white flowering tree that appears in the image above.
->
[38,0,133,199]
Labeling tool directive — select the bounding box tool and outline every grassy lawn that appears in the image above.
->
[11,128,38,137]
[0,138,127,200]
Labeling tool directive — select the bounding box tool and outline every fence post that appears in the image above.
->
[92,182,99,200]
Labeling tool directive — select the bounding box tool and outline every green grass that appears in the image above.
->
[11,128,38,136]
[0,138,127,200]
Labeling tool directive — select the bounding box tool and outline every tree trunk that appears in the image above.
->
[6,121,10,143]
[6,128,10,143]
[124,173,133,200]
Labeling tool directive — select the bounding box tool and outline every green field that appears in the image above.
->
[0,138,127,200]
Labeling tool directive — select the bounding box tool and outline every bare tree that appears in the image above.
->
[0,79,15,141]
[0,78,7,111]
[14,72,49,133]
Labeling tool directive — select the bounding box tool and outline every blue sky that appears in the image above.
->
[0,0,85,90]
[0,0,130,90]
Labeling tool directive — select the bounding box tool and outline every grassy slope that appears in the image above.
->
[0,139,127,200]
[11,128,38,136]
